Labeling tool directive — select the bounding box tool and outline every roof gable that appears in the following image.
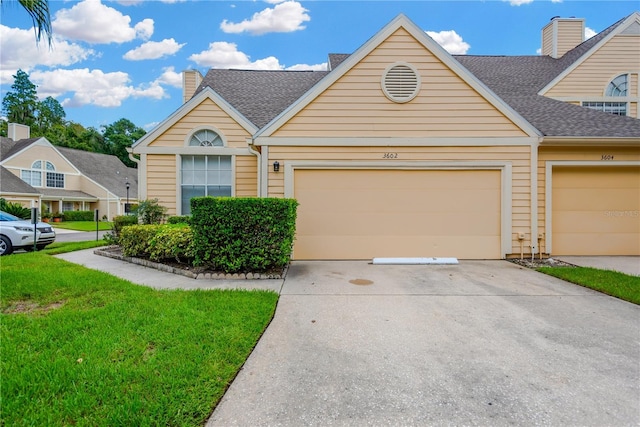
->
[539,12,640,95]
[132,86,259,150]
[255,14,541,139]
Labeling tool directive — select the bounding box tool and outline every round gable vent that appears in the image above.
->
[381,62,421,103]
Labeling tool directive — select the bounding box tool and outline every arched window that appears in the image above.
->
[21,160,64,188]
[605,74,628,97]
[189,129,224,147]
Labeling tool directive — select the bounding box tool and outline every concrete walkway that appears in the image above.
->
[557,256,640,276]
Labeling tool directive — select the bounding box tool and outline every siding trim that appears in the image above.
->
[539,12,640,96]
[283,160,513,258]
[256,136,539,147]
[544,160,640,254]
[132,146,256,155]
[254,14,541,139]
[132,87,258,151]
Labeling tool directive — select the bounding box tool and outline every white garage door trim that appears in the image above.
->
[544,160,640,254]
[284,160,513,258]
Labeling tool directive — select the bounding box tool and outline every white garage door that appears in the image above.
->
[552,166,640,255]
[293,169,502,260]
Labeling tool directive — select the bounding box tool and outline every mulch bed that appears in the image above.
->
[508,257,577,270]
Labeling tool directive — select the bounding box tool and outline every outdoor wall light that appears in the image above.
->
[273,161,280,172]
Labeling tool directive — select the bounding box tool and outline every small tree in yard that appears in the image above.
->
[135,199,167,225]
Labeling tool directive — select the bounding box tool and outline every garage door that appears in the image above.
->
[293,169,501,260]
[551,166,640,256]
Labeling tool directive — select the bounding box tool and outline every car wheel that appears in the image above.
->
[0,235,13,255]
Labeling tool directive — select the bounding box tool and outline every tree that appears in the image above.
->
[102,118,145,168]
[36,96,65,130]
[2,69,38,127]
[1,0,52,46]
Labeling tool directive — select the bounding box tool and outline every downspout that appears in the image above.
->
[247,140,261,197]
[530,137,542,258]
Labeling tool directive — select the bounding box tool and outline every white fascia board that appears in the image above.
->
[539,12,640,96]
[131,87,258,151]
[541,137,640,146]
[256,14,541,139]
[255,136,539,147]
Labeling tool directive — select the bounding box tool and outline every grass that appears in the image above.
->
[52,221,113,231]
[537,266,640,305]
[1,252,279,426]
[40,240,109,255]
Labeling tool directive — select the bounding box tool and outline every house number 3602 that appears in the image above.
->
[601,155,614,160]
[383,153,398,159]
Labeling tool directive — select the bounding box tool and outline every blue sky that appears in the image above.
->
[1,0,636,132]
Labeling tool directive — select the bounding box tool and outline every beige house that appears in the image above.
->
[131,13,640,259]
[1,124,138,220]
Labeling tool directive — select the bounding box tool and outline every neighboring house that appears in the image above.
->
[1,123,138,220]
[131,13,640,259]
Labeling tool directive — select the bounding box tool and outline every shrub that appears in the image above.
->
[190,197,298,273]
[119,225,162,257]
[62,210,94,221]
[134,199,167,225]
[167,215,191,225]
[0,198,31,219]
[148,225,194,262]
[105,215,139,244]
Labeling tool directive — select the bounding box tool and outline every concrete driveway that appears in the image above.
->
[208,260,639,426]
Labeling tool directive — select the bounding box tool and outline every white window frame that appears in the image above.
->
[179,154,235,215]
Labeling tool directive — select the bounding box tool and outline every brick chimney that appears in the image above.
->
[182,69,203,104]
[7,123,30,141]
[541,16,585,59]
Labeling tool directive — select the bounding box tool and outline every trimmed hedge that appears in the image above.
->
[119,225,162,258]
[119,224,194,262]
[191,197,298,273]
[167,215,191,225]
[62,210,94,221]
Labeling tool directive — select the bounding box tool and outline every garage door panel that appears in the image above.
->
[294,169,501,260]
[552,166,640,256]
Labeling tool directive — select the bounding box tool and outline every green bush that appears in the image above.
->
[134,199,167,225]
[104,215,139,244]
[167,215,191,225]
[62,210,94,221]
[190,197,298,273]
[0,198,31,219]
[119,225,162,257]
[148,225,194,262]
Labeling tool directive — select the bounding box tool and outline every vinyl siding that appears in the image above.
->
[235,155,258,197]
[273,28,527,138]
[147,154,177,214]
[268,144,532,254]
[4,145,78,173]
[148,98,251,149]
[556,20,584,58]
[541,24,554,57]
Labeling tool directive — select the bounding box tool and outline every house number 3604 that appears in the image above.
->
[383,153,398,159]
[601,155,614,160]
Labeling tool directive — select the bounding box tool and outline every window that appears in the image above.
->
[605,74,628,97]
[62,202,74,211]
[21,160,62,187]
[189,129,223,147]
[582,102,627,116]
[181,155,232,214]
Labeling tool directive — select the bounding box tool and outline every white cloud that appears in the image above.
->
[189,41,283,69]
[506,0,534,5]
[53,0,154,44]
[585,27,597,39]
[124,38,185,60]
[30,68,166,108]
[220,1,310,35]
[154,66,183,88]
[144,121,160,131]
[286,63,327,71]
[426,30,470,54]
[0,25,95,84]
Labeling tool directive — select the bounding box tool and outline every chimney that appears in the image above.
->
[182,69,203,104]
[7,123,30,141]
[541,16,585,58]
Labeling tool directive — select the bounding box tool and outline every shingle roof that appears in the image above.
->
[40,188,98,200]
[0,166,39,194]
[56,147,138,198]
[195,69,329,128]
[0,137,40,160]
[194,13,639,138]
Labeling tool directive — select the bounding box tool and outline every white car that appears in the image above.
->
[0,211,56,255]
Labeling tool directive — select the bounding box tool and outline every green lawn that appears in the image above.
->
[1,252,279,426]
[537,266,640,305]
[41,240,109,255]
[52,221,113,231]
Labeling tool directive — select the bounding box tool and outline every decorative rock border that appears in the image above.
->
[94,246,287,280]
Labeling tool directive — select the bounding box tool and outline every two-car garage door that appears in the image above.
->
[293,169,502,260]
